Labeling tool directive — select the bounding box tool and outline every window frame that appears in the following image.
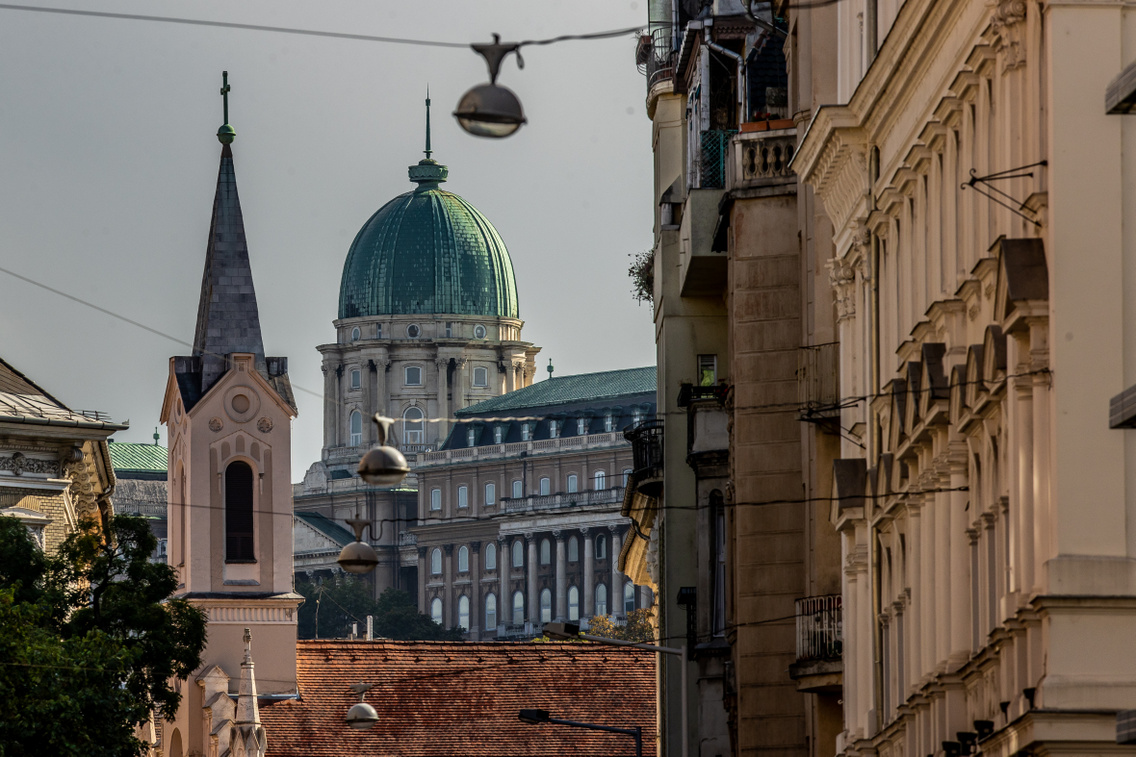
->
[224,460,256,563]
[568,536,579,562]
[484,482,496,507]
[512,479,523,499]
[484,542,497,571]
[568,586,580,621]
[540,588,552,623]
[593,470,606,490]
[485,593,497,630]
[430,548,442,575]
[350,368,361,389]
[473,366,488,387]
[539,477,551,496]
[458,545,469,573]
[512,591,525,624]
[567,474,578,494]
[403,406,425,444]
[540,538,551,565]
[458,595,470,630]
[404,366,423,386]
[431,597,443,624]
[457,485,469,509]
[430,488,442,512]
[595,583,608,616]
[349,410,363,447]
[512,540,524,568]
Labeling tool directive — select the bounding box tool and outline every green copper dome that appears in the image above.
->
[338,156,520,320]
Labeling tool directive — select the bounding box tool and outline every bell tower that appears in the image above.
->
[159,74,300,757]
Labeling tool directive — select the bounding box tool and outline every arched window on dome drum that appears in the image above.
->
[512,591,525,624]
[403,406,424,444]
[458,595,470,631]
[431,598,442,625]
[485,593,497,630]
[484,543,496,571]
[225,461,255,563]
[458,546,469,573]
[474,324,487,339]
[349,410,362,446]
[351,327,360,342]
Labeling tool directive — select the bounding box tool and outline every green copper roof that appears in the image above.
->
[457,366,657,416]
[108,441,168,473]
[338,124,520,322]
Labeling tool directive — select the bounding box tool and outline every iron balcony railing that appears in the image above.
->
[637,24,676,93]
[624,419,664,479]
[796,594,843,662]
[699,130,737,189]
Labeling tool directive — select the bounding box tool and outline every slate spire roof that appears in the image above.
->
[193,142,266,392]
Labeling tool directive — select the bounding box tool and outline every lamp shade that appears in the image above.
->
[346,702,379,730]
[453,83,526,138]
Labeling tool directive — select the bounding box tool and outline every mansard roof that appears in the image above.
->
[456,366,657,416]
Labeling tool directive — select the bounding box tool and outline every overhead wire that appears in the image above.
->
[0,4,641,50]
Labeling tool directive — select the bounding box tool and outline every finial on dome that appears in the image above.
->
[217,71,236,145]
[425,87,432,160]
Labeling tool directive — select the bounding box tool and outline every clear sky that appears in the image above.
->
[0,1,657,481]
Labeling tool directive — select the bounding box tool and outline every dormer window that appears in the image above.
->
[467,428,476,447]
[521,423,532,441]
[632,408,643,425]
[603,412,614,432]
[577,417,587,435]
[494,426,504,444]
[548,419,559,438]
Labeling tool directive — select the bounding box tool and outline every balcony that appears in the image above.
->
[418,432,629,468]
[678,186,728,297]
[636,25,675,96]
[624,419,664,498]
[727,128,796,192]
[789,594,843,693]
[798,342,841,426]
[679,384,729,474]
[501,487,625,515]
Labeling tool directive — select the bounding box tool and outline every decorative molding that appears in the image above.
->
[256,417,273,433]
[209,417,224,432]
[0,452,61,477]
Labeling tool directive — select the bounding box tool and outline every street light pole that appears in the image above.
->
[519,709,642,757]
[542,623,689,757]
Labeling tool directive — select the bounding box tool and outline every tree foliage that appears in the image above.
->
[0,514,208,757]
[295,578,462,641]
[628,248,655,306]
[585,609,656,644]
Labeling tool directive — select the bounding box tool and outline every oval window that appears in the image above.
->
[407,324,420,338]
[474,324,487,339]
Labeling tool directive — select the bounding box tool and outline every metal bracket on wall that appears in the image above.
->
[961,160,1047,227]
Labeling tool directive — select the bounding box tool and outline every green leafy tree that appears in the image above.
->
[295,578,461,641]
[0,514,208,757]
[585,608,656,644]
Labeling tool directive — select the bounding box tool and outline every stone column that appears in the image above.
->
[454,357,468,413]
[435,357,449,444]
[322,364,336,449]
[948,443,971,664]
[554,531,567,621]
[375,356,390,419]
[334,365,344,444]
[499,537,510,629]
[362,360,375,444]
[526,533,538,623]
[417,547,427,612]
[470,541,482,639]
[581,528,594,618]
[443,544,454,629]
[505,360,516,393]
[609,526,622,615]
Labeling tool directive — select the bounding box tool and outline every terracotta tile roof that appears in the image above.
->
[260,640,656,757]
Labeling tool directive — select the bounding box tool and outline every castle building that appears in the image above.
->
[295,97,539,597]
[412,366,656,640]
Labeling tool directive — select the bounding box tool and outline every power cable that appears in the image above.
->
[0,4,640,50]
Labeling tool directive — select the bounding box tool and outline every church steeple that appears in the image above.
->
[192,71,265,393]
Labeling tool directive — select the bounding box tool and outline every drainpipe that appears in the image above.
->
[705,40,746,127]
[866,0,879,61]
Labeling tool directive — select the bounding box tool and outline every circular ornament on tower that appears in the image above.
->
[209,417,223,432]
[223,385,261,423]
[257,417,274,433]
[407,324,420,338]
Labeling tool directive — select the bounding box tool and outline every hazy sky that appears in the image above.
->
[0,1,657,480]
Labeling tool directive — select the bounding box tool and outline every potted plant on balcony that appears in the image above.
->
[741,111,796,132]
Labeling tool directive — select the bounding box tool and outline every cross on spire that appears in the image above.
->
[217,71,235,144]
[424,87,432,160]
